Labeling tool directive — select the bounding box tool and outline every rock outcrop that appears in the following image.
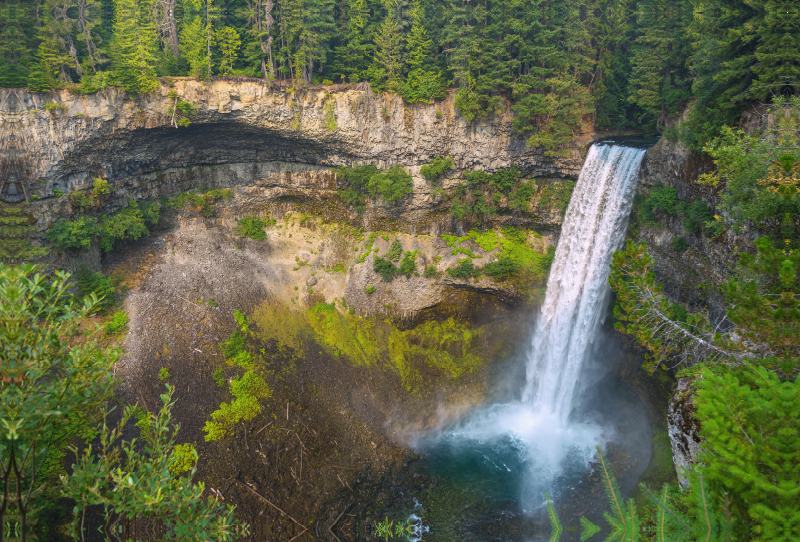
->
[1,80,595,206]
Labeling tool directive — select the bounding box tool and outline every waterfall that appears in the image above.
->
[423,143,648,508]
[521,143,647,422]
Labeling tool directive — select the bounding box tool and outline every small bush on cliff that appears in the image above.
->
[234,216,269,240]
[387,238,403,261]
[399,252,418,276]
[672,236,689,252]
[482,256,519,280]
[47,216,98,252]
[420,156,454,183]
[447,258,480,279]
[103,310,129,335]
[373,256,398,281]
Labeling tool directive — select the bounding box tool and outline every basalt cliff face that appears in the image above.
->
[1,80,591,218]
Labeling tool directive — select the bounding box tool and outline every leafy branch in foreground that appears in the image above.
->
[63,386,247,541]
[609,240,738,373]
[0,264,247,541]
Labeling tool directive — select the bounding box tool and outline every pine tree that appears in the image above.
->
[400,0,446,103]
[371,15,403,90]
[111,0,159,93]
[181,16,214,79]
[331,0,372,82]
[627,0,692,132]
[216,26,241,75]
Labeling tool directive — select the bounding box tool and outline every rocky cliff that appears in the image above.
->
[1,80,595,212]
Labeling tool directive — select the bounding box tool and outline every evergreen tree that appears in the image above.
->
[181,16,214,78]
[111,0,159,93]
[400,0,445,103]
[331,0,372,82]
[627,0,692,132]
[370,15,403,90]
[216,26,241,75]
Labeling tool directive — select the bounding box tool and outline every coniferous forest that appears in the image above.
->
[3,0,799,149]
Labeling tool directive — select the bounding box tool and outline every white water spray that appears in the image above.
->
[521,144,647,422]
[425,143,647,505]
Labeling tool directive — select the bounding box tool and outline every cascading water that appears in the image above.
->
[522,143,648,422]
[421,143,648,511]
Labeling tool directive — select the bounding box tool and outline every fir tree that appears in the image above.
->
[216,26,241,75]
[111,0,159,93]
[371,15,403,90]
[181,16,214,79]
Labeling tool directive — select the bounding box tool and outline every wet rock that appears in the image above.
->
[667,377,703,489]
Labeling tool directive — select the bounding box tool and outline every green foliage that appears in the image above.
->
[338,189,366,214]
[92,177,111,199]
[671,237,688,252]
[103,310,130,335]
[110,0,159,94]
[212,368,227,387]
[386,238,403,261]
[0,205,49,264]
[98,199,160,252]
[420,156,454,183]
[64,387,247,540]
[234,216,269,240]
[373,256,398,281]
[700,99,800,243]
[368,165,413,203]
[447,258,479,279]
[169,443,198,476]
[73,265,116,314]
[424,265,437,278]
[203,371,272,441]
[158,367,172,380]
[365,285,376,294]
[0,265,244,540]
[46,216,98,252]
[482,256,519,280]
[399,251,417,276]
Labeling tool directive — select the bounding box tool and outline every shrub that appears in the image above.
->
[158,367,171,380]
[368,165,413,202]
[46,216,98,252]
[399,252,417,276]
[387,238,403,261]
[424,265,437,278]
[92,177,111,199]
[98,200,154,252]
[169,443,197,476]
[212,368,226,387]
[336,164,412,204]
[373,256,398,281]
[642,185,679,220]
[681,199,714,234]
[68,190,96,212]
[366,286,376,294]
[420,156,454,183]
[234,216,268,240]
[483,256,520,280]
[338,189,366,214]
[73,265,116,314]
[672,237,689,252]
[103,310,129,335]
[447,258,480,279]
[53,189,64,197]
